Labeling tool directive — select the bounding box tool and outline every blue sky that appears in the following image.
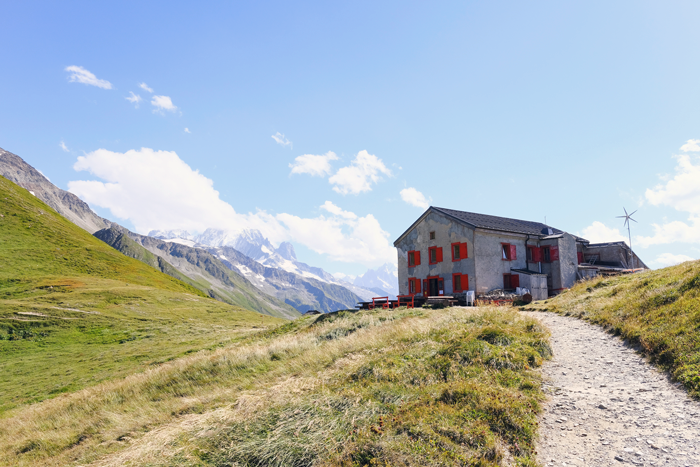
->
[2,1,700,275]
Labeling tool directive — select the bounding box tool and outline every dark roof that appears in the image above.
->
[393,206,589,246]
[432,207,565,236]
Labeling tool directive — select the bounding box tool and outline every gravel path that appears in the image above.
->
[527,312,700,467]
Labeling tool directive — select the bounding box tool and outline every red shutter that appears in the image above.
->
[415,278,421,294]
[415,251,421,265]
[452,273,460,292]
[436,247,443,263]
[551,246,559,261]
[460,243,468,259]
[422,279,428,295]
[532,247,542,263]
[509,244,517,261]
[462,274,469,291]
[577,252,583,264]
[511,274,520,288]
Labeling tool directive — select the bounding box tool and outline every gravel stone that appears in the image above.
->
[528,312,700,467]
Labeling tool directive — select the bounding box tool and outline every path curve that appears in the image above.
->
[527,311,700,467]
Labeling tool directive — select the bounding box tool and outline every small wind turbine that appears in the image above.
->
[616,207,637,269]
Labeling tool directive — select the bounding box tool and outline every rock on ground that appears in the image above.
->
[527,312,700,467]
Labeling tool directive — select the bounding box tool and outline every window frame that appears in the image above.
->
[407,250,421,267]
[452,273,468,293]
[429,231,436,240]
[451,242,468,262]
[428,246,443,265]
[501,243,516,261]
[542,246,551,263]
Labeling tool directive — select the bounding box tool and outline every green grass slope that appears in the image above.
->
[0,175,283,411]
[0,175,206,295]
[526,260,700,397]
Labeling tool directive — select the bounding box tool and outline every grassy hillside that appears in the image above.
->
[525,259,700,397]
[0,175,283,411]
[0,306,550,467]
[94,227,300,319]
[0,175,206,294]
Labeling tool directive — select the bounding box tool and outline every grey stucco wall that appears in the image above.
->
[395,210,476,295]
[473,230,529,293]
[557,233,578,290]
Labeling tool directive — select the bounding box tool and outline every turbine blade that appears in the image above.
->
[624,207,629,216]
[630,218,638,223]
[629,210,638,216]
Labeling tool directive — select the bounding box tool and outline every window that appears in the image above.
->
[527,246,542,263]
[542,246,550,263]
[503,273,520,290]
[408,250,421,267]
[541,246,559,263]
[429,231,436,240]
[428,246,443,265]
[451,242,468,261]
[501,243,517,261]
[452,273,469,293]
[408,278,421,295]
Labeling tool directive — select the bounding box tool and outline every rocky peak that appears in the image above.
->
[0,147,112,234]
[276,242,297,261]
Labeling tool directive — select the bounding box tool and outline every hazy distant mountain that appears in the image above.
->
[153,228,384,305]
[354,263,399,296]
[0,147,112,233]
[207,245,364,313]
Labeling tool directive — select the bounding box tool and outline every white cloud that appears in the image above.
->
[400,187,430,209]
[680,139,700,152]
[151,95,177,113]
[653,252,695,267]
[184,128,191,134]
[320,201,357,219]
[272,132,292,148]
[289,151,338,177]
[64,65,112,89]
[578,221,627,244]
[636,153,700,247]
[328,150,392,195]
[59,141,69,152]
[635,217,700,247]
[67,147,394,267]
[68,148,243,235]
[126,91,142,108]
[139,82,154,93]
[277,210,395,266]
[645,154,700,215]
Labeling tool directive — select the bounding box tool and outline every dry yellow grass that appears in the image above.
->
[1,306,550,466]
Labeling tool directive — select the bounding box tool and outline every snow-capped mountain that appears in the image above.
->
[146,227,392,304]
[353,263,399,296]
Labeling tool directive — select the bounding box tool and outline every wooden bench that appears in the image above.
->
[396,295,415,309]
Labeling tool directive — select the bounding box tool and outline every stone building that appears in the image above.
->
[393,207,646,300]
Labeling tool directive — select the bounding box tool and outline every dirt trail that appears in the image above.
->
[527,312,700,467]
